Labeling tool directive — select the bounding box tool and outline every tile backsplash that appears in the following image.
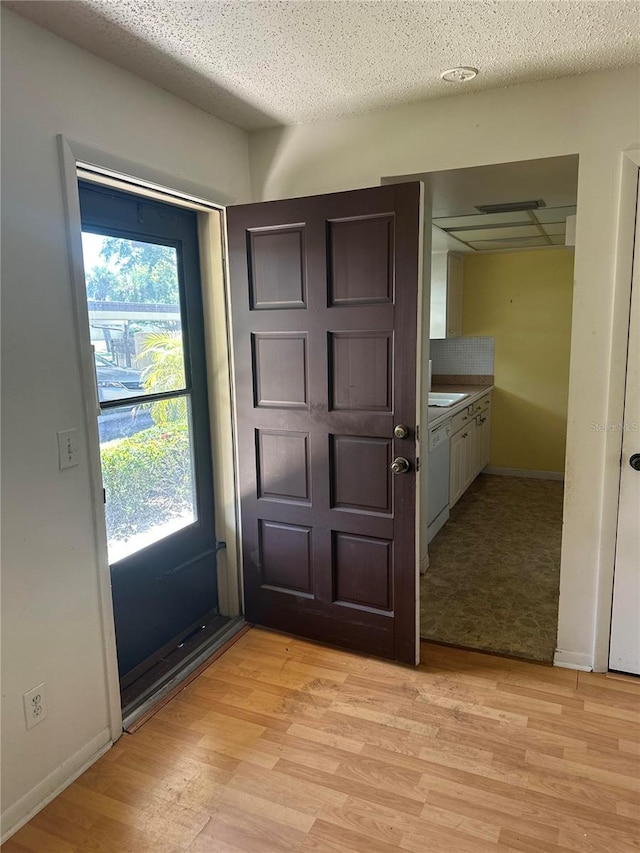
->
[430,336,495,375]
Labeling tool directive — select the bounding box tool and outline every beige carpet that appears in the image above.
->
[421,473,563,663]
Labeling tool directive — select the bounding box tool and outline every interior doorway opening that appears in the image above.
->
[387,154,578,663]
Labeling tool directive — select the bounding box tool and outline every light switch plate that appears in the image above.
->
[57,429,78,469]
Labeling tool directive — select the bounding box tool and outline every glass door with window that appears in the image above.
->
[78,181,218,690]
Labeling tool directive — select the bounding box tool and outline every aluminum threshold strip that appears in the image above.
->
[121,616,246,731]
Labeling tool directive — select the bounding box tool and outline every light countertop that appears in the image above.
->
[426,384,494,430]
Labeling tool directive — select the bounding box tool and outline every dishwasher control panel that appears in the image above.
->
[428,421,451,451]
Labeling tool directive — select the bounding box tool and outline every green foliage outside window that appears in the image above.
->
[139,332,187,423]
[101,330,192,543]
[86,238,179,304]
[101,422,192,541]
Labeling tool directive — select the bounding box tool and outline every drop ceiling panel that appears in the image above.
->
[449,225,542,241]
[423,163,579,252]
[533,205,578,223]
[431,226,472,253]
[541,222,567,236]
[434,212,533,229]
[467,236,550,251]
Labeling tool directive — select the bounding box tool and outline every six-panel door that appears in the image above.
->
[227,183,421,664]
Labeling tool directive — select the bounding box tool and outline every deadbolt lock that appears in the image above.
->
[391,456,411,474]
[394,424,410,439]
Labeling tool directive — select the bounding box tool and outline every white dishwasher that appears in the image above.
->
[427,419,451,543]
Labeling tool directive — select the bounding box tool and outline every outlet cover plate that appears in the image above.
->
[23,682,47,729]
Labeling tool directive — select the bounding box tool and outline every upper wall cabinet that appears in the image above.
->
[430,251,464,339]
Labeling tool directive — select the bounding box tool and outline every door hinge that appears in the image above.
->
[102,488,106,504]
[416,457,420,472]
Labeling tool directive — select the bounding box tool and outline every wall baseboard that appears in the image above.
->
[484,466,565,482]
[0,728,112,844]
[554,649,593,671]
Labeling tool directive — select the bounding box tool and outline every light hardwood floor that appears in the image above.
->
[3,628,639,852]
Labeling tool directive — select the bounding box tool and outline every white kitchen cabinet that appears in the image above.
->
[470,393,491,474]
[462,418,477,493]
[426,420,452,543]
[430,251,464,339]
[449,420,474,507]
[449,427,465,508]
[449,393,491,508]
[477,408,491,470]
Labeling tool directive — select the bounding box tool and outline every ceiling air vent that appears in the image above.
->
[475,199,546,214]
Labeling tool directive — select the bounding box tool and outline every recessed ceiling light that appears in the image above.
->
[440,67,478,83]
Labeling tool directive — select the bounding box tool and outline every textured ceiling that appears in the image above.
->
[6,1,640,130]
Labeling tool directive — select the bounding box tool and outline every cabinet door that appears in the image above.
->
[446,253,464,337]
[468,416,481,484]
[468,412,491,483]
[462,418,477,491]
[479,409,491,469]
[430,251,464,339]
[449,429,467,507]
[430,253,448,338]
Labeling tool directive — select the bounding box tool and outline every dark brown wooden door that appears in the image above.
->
[227,183,421,664]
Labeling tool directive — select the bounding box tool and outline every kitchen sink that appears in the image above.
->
[428,391,469,407]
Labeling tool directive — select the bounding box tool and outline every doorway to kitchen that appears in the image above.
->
[391,155,577,663]
[78,179,230,716]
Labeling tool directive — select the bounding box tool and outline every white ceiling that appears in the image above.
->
[6,1,640,130]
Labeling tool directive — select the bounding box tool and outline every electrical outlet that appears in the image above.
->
[57,429,78,469]
[23,683,47,729]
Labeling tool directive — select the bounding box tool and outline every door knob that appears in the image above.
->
[630,453,640,471]
[394,424,410,439]
[391,456,411,474]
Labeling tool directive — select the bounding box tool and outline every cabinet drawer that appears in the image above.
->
[472,392,491,415]
[451,407,472,434]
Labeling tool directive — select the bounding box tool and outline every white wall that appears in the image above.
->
[249,66,640,672]
[0,9,251,836]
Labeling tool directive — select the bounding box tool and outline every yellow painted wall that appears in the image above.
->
[462,248,574,473]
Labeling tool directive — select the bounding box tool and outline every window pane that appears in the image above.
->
[82,233,187,402]
[99,397,197,563]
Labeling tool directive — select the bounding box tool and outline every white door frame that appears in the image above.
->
[58,136,241,740]
[592,148,640,671]
[609,167,640,674]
